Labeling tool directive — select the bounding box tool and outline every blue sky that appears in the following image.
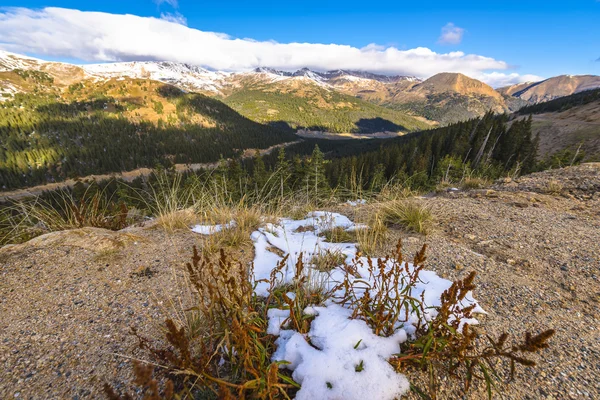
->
[1,1,599,85]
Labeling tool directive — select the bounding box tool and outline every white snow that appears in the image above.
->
[191,220,235,235]
[0,50,46,72]
[346,199,367,206]
[243,211,484,400]
[272,305,410,400]
[82,61,230,93]
[251,211,358,296]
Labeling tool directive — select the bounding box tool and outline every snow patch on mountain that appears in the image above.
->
[0,50,46,72]
[82,61,231,93]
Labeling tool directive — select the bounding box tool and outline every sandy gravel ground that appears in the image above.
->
[1,164,599,399]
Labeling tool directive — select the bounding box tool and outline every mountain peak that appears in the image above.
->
[415,72,500,98]
[506,74,600,103]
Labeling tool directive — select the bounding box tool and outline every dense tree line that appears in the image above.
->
[253,112,538,191]
[0,92,296,189]
[323,112,537,189]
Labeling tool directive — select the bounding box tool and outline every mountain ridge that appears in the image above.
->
[2,50,600,125]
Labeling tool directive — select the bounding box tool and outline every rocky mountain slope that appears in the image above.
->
[512,88,600,162]
[3,50,599,127]
[500,74,600,104]
[1,163,599,398]
[0,51,430,135]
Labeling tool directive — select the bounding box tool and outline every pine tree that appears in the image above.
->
[252,150,268,191]
[306,145,329,199]
[274,147,291,198]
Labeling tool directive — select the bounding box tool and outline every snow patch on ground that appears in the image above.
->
[191,220,235,235]
[246,211,483,400]
[346,199,367,206]
[273,305,410,400]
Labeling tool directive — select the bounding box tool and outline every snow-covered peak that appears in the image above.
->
[0,50,422,95]
[253,67,292,77]
[0,50,46,72]
[82,61,230,93]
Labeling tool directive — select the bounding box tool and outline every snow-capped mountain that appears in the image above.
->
[0,50,418,95]
[0,50,47,72]
[83,61,231,93]
[249,66,419,85]
[3,50,600,124]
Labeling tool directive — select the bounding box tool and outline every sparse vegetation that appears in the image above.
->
[355,212,388,256]
[106,241,554,399]
[321,226,356,243]
[0,185,130,245]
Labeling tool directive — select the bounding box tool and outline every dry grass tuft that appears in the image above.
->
[380,200,435,234]
[461,176,490,190]
[310,249,347,272]
[321,226,356,243]
[207,204,263,248]
[355,212,388,256]
[545,180,564,196]
[154,208,198,232]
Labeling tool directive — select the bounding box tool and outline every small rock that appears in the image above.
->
[454,263,464,271]
[507,259,516,265]
[465,234,476,241]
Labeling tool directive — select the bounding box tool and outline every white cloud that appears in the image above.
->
[0,7,536,86]
[475,72,544,88]
[155,0,178,8]
[160,11,186,26]
[438,23,465,45]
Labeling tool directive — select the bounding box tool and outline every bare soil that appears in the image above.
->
[1,164,599,399]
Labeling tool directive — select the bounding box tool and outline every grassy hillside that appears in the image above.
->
[222,81,432,133]
[381,92,511,126]
[0,82,297,189]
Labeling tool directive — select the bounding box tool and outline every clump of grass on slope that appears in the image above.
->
[1,186,129,246]
[380,199,435,234]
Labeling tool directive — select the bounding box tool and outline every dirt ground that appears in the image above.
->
[1,163,599,399]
